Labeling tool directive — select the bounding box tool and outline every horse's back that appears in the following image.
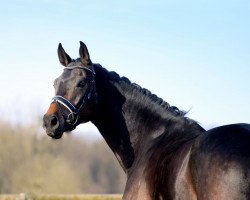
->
[190,123,250,200]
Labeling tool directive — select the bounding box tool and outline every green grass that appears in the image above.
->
[0,194,122,200]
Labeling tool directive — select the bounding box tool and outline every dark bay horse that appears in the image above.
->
[43,42,250,200]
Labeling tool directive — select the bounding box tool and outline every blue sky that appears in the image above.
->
[0,0,249,136]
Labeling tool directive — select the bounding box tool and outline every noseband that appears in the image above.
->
[51,65,96,126]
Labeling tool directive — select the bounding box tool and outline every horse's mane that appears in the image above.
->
[94,64,206,134]
[105,68,186,118]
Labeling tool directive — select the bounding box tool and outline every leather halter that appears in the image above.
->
[51,65,96,126]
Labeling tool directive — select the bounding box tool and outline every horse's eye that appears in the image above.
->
[77,80,86,88]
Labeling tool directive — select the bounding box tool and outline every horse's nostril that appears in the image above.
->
[50,115,58,127]
[43,115,59,131]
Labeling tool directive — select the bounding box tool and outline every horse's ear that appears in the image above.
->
[79,41,92,66]
[58,43,72,67]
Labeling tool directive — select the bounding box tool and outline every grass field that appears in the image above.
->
[0,194,122,200]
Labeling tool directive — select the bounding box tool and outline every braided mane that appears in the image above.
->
[105,69,186,118]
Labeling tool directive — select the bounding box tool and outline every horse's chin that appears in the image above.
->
[65,123,77,132]
[46,128,64,139]
[50,133,63,139]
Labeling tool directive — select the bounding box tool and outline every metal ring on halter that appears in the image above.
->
[66,112,78,125]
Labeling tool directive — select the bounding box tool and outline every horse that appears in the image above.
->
[43,41,250,200]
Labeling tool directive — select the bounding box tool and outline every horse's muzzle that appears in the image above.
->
[43,114,63,139]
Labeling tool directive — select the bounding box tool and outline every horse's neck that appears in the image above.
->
[91,66,204,172]
[91,66,134,171]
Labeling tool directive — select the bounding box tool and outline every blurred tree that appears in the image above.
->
[0,121,125,194]
[11,155,82,193]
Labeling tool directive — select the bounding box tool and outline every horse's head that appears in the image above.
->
[43,42,97,139]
